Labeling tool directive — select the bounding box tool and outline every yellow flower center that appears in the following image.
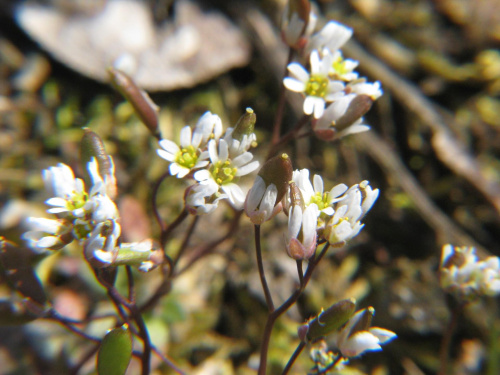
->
[210,160,237,185]
[305,74,329,98]
[175,145,198,169]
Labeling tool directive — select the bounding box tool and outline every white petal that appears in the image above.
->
[313,174,324,194]
[287,62,310,83]
[284,77,306,93]
[245,176,266,212]
[232,152,253,167]
[157,149,176,162]
[341,332,381,357]
[369,328,397,344]
[194,169,212,183]
[159,139,180,155]
[218,139,229,162]
[288,206,303,239]
[179,126,192,148]
[208,139,218,163]
[235,161,260,177]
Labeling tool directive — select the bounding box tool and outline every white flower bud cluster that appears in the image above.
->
[157,110,260,214]
[23,158,160,271]
[440,244,500,301]
[283,19,382,140]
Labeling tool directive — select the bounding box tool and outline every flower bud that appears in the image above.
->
[245,154,293,225]
[258,153,293,205]
[299,298,356,342]
[231,108,256,142]
[281,0,314,49]
[334,95,373,131]
[81,129,117,199]
[108,67,160,139]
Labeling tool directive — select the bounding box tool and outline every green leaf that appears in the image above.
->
[97,325,133,375]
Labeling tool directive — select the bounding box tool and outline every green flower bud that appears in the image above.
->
[231,108,256,142]
[299,298,356,342]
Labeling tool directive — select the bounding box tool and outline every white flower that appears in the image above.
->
[323,181,378,245]
[223,127,257,158]
[329,50,359,81]
[281,2,317,48]
[245,176,281,225]
[84,219,121,268]
[292,169,347,216]
[286,203,318,260]
[440,244,500,300]
[313,94,371,141]
[157,125,209,178]
[194,139,259,209]
[306,21,353,56]
[194,111,223,146]
[347,80,383,100]
[23,217,71,252]
[284,49,345,119]
[329,307,396,358]
[185,183,227,215]
[43,163,87,218]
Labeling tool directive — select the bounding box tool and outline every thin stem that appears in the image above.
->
[282,341,306,375]
[254,224,274,311]
[438,302,464,375]
[257,242,330,375]
[172,215,199,269]
[271,48,295,147]
[160,208,189,250]
[126,265,135,304]
[152,170,171,233]
[296,260,304,288]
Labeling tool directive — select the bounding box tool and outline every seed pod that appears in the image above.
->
[108,67,160,139]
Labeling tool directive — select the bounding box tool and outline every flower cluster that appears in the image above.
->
[23,157,161,272]
[286,169,379,258]
[439,244,500,301]
[157,109,260,214]
[283,18,382,140]
[300,299,396,371]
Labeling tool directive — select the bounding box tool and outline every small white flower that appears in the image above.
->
[23,217,71,252]
[43,163,88,218]
[245,176,281,225]
[347,80,383,100]
[223,128,257,158]
[440,244,500,300]
[329,307,396,358]
[157,125,209,178]
[194,111,223,146]
[306,21,353,56]
[284,49,345,119]
[329,51,359,81]
[323,181,378,245]
[280,3,317,48]
[185,183,227,215]
[292,169,348,216]
[313,94,370,141]
[194,139,259,209]
[84,219,121,268]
